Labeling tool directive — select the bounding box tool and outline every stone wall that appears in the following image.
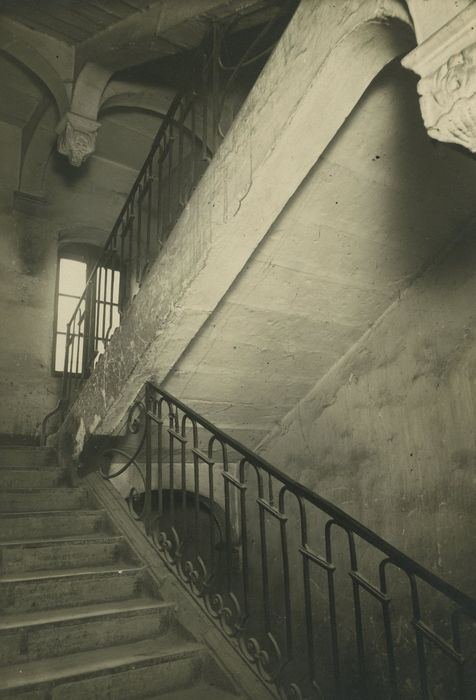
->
[0,51,144,440]
[62,0,415,447]
[257,223,476,595]
[0,115,60,441]
[0,214,59,440]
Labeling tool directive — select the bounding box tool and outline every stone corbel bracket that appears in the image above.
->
[56,62,112,167]
[402,3,476,153]
[56,111,101,167]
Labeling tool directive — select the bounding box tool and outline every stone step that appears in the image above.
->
[0,634,204,699]
[0,599,174,665]
[144,684,241,700]
[0,564,150,614]
[0,487,91,513]
[0,535,139,575]
[0,510,111,541]
[0,467,68,489]
[0,447,57,467]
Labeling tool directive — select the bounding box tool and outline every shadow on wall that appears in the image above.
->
[255,60,476,597]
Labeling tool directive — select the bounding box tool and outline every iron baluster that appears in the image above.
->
[324,520,342,699]
[136,185,142,284]
[167,124,174,229]
[89,381,475,700]
[102,264,108,344]
[157,400,164,518]
[409,573,430,699]
[238,458,250,622]
[348,530,368,698]
[156,145,164,244]
[94,265,102,353]
[277,488,293,662]
[178,101,185,206]
[379,559,401,699]
[146,162,152,269]
[145,383,152,535]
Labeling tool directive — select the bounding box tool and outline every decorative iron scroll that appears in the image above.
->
[93,381,476,700]
[98,400,147,521]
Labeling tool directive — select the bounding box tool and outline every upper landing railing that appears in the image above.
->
[55,8,296,420]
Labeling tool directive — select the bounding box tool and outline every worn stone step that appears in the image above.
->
[0,535,139,574]
[0,447,56,468]
[0,487,91,513]
[0,634,204,699]
[0,510,111,541]
[0,599,174,665]
[0,467,67,489]
[0,565,150,614]
[144,684,241,700]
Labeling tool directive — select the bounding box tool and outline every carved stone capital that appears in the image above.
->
[56,112,101,167]
[402,4,476,153]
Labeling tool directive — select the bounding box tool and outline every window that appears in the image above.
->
[53,247,120,375]
[54,256,87,373]
[93,263,121,362]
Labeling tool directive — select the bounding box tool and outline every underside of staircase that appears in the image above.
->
[0,445,243,700]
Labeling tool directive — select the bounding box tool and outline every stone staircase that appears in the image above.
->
[0,446,242,700]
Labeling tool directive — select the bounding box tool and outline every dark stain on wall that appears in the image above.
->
[16,217,49,276]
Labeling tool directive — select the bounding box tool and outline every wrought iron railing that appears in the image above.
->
[90,381,476,700]
[53,5,296,425]
[60,81,210,410]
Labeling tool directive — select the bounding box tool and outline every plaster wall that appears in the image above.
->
[162,60,476,439]
[257,225,476,596]
[0,54,162,439]
[0,117,62,440]
[64,0,416,445]
[0,26,261,441]
[0,148,151,440]
[65,53,476,453]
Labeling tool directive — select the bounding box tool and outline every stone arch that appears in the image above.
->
[0,28,69,198]
[70,63,112,121]
[261,6,416,213]
[57,225,110,249]
[0,25,69,116]
[18,100,58,199]
[100,81,175,118]
[99,82,214,156]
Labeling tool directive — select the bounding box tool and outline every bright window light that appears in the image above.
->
[53,254,121,374]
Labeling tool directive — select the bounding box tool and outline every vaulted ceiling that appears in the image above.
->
[0,0,295,222]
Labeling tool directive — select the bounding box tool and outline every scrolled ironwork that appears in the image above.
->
[91,381,476,700]
[152,522,182,568]
[280,683,304,700]
[97,400,147,519]
[205,590,242,637]
[240,631,285,684]
[180,555,210,598]
[126,487,146,521]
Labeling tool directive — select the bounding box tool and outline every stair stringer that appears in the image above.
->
[58,0,415,451]
[84,469,276,700]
